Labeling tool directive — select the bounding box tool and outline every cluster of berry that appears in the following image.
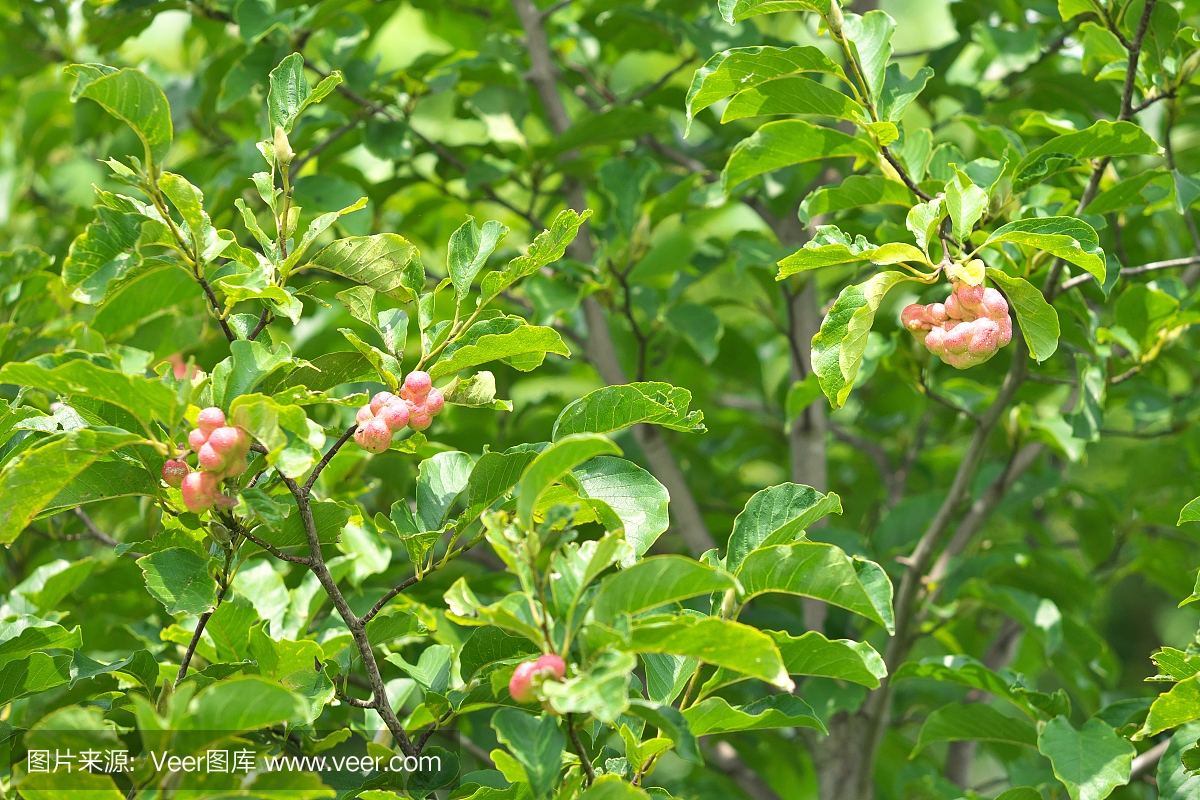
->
[901,282,1013,369]
[353,371,444,454]
[161,407,251,513]
[508,654,567,704]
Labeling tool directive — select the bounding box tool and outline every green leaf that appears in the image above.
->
[627,699,702,764]
[1084,169,1167,215]
[1013,120,1160,190]
[449,217,509,301]
[1156,722,1200,800]
[574,456,669,560]
[268,53,342,134]
[879,63,933,122]
[703,629,885,693]
[491,709,564,800]
[461,448,540,522]
[304,234,423,303]
[810,271,916,408]
[1140,675,1200,738]
[723,120,877,192]
[666,303,723,364]
[986,268,1060,362]
[799,175,915,224]
[947,170,988,242]
[629,616,794,690]
[417,450,474,532]
[768,630,885,688]
[1180,497,1200,525]
[778,229,928,275]
[67,67,173,167]
[0,653,72,705]
[553,382,705,438]
[0,621,82,668]
[718,0,829,24]
[459,626,541,684]
[845,11,894,108]
[186,675,310,732]
[60,206,143,303]
[20,771,124,800]
[592,556,737,622]
[912,703,1039,755]
[137,547,219,616]
[480,209,592,304]
[683,694,824,735]
[0,430,145,545]
[577,775,651,799]
[726,482,843,571]
[386,645,453,694]
[264,351,377,394]
[721,76,864,124]
[893,656,1036,716]
[229,393,324,479]
[982,217,1106,283]
[736,542,895,632]
[1038,717,1134,800]
[429,324,570,380]
[516,434,621,529]
[0,359,181,430]
[686,46,849,130]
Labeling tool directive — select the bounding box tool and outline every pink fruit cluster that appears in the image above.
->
[901,281,1013,369]
[509,654,567,703]
[162,407,251,513]
[353,371,444,454]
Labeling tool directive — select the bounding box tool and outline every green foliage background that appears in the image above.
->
[3,0,1200,799]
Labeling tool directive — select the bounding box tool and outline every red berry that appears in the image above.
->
[356,405,374,425]
[357,417,392,453]
[370,391,395,414]
[162,459,189,488]
[207,426,240,455]
[408,410,433,431]
[424,387,444,415]
[380,399,410,431]
[534,654,566,679]
[509,661,540,703]
[181,471,217,513]
[188,429,208,452]
[197,442,225,471]
[401,371,431,401]
[197,407,226,434]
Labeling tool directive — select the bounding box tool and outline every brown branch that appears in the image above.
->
[1131,739,1171,780]
[175,567,231,686]
[623,57,697,104]
[361,575,420,625]
[566,714,596,785]
[281,474,418,756]
[292,115,362,175]
[248,308,272,342]
[304,424,357,492]
[881,147,932,201]
[72,509,146,557]
[197,275,237,342]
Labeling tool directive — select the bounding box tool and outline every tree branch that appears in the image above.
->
[304,424,357,492]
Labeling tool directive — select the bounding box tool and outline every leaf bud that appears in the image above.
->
[274,125,294,166]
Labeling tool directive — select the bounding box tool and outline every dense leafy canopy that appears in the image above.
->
[4,0,1200,799]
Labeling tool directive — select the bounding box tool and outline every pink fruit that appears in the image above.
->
[408,410,432,431]
[207,427,240,454]
[424,387,444,415]
[356,405,375,425]
[181,470,219,513]
[358,417,392,453]
[402,371,431,401]
[198,442,225,471]
[509,654,567,703]
[197,407,226,434]
[370,391,395,414]
[534,653,566,679]
[380,399,411,431]
[509,661,540,703]
[162,459,189,488]
[902,281,1012,369]
[188,428,208,452]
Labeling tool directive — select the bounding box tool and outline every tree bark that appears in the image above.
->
[510,0,716,554]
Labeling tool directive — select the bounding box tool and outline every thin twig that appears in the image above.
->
[304,425,358,492]
[72,509,146,557]
[197,275,237,342]
[566,714,596,785]
[881,147,932,201]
